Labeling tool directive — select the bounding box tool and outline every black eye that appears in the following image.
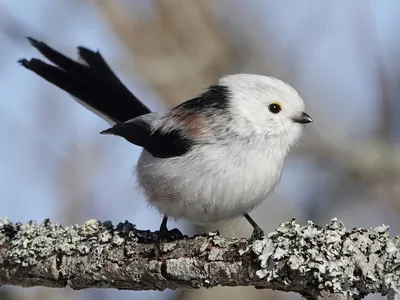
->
[269,103,281,114]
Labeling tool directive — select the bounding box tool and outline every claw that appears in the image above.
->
[250,226,265,241]
[157,215,185,242]
[158,227,184,242]
[244,213,265,240]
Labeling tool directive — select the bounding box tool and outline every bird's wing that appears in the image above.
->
[101,117,195,159]
[19,37,196,158]
[100,87,229,158]
[19,37,150,125]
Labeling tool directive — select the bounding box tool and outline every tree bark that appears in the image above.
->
[0,217,399,300]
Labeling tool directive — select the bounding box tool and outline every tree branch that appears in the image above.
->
[0,217,399,299]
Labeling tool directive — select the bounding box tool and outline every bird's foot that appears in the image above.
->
[157,215,185,242]
[151,227,185,258]
[244,213,265,241]
[250,226,265,241]
[158,227,184,242]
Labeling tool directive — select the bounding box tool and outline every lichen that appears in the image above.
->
[0,216,399,298]
[0,217,140,270]
[165,257,208,281]
[253,218,400,298]
[208,247,224,261]
[161,241,177,253]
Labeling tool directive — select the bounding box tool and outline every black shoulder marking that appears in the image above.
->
[19,37,150,123]
[101,121,194,159]
[176,84,231,112]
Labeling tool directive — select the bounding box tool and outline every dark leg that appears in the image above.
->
[158,214,184,241]
[160,215,168,232]
[244,213,264,240]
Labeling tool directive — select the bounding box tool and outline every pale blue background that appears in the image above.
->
[1,1,400,300]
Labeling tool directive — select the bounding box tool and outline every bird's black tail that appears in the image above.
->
[19,37,151,124]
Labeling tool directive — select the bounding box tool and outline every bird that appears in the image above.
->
[19,37,312,240]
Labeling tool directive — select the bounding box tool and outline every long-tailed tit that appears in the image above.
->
[19,38,312,240]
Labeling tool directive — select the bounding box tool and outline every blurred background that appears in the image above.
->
[1,0,400,299]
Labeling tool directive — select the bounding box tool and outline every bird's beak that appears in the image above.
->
[292,112,313,124]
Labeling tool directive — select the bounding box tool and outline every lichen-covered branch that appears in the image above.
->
[0,217,399,299]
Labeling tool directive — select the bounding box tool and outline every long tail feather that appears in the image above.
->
[19,37,151,124]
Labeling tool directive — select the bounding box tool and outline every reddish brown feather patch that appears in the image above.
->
[172,110,209,138]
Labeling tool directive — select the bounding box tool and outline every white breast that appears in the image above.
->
[135,137,286,225]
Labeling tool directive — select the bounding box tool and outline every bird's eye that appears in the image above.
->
[269,103,281,114]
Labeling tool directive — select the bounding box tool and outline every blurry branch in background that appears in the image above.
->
[364,2,400,218]
[1,217,400,300]
[95,0,237,106]
[377,62,391,141]
[292,138,400,213]
[292,2,400,219]
[372,51,400,217]
[361,1,392,142]
[293,140,400,183]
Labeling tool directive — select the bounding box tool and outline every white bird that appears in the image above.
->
[19,38,312,240]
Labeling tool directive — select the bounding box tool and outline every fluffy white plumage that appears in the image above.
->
[135,74,308,224]
[19,38,310,233]
[21,38,312,236]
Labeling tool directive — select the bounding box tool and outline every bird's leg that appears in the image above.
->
[158,215,184,241]
[244,213,265,240]
[159,214,169,232]
[151,215,184,258]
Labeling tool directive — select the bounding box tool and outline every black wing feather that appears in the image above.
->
[19,37,150,123]
[19,37,195,158]
[101,121,194,158]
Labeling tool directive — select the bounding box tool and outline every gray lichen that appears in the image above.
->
[252,218,400,299]
[0,217,398,299]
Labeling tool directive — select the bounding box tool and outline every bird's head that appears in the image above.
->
[218,74,312,147]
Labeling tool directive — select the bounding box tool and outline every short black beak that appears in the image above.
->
[293,112,313,124]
